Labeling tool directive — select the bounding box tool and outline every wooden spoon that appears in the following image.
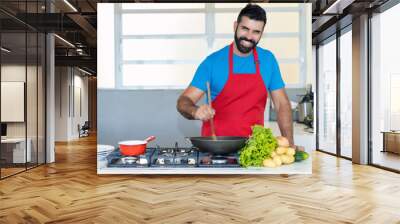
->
[206,82,217,140]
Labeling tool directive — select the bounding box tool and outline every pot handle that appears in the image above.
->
[144,136,156,143]
[185,137,192,143]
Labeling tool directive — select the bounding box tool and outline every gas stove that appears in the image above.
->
[106,143,241,168]
[151,144,198,167]
[198,153,240,168]
[106,148,154,168]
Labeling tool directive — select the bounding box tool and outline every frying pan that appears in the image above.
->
[187,136,248,155]
[187,82,247,155]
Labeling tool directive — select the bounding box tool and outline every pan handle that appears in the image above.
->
[184,137,192,143]
[185,137,201,151]
[144,136,156,143]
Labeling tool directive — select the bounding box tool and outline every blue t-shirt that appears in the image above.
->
[190,45,285,101]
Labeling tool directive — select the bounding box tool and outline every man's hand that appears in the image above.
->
[294,145,305,152]
[177,86,216,121]
[194,105,215,121]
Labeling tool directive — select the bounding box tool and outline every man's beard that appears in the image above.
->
[234,29,258,54]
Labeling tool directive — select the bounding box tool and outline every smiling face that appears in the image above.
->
[234,16,265,54]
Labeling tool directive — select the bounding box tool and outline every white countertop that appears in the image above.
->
[265,121,315,152]
[1,137,30,143]
[97,145,312,175]
[265,121,314,136]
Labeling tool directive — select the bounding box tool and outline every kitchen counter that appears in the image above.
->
[265,121,315,152]
[97,145,312,175]
[265,121,313,136]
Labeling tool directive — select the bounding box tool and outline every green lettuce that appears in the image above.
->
[239,125,278,167]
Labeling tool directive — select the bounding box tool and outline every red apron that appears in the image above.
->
[201,43,268,137]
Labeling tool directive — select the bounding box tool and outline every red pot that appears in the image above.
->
[118,136,156,156]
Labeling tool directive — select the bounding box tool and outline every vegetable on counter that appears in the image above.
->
[276,136,290,147]
[261,136,299,168]
[263,158,276,168]
[294,151,309,162]
[239,126,309,168]
[239,125,278,167]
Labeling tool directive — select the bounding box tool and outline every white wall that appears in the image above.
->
[1,65,26,82]
[55,67,89,141]
[1,65,26,142]
[72,73,89,138]
[98,3,115,89]
[1,64,46,163]
[1,65,26,131]
[55,67,69,141]
[1,65,35,138]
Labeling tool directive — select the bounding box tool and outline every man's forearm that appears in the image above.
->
[177,96,198,120]
[276,102,294,146]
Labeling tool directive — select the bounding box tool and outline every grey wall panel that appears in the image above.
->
[98,89,202,148]
[268,88,307,121]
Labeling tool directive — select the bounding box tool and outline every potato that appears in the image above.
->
[273,156,282,166]
[279,155,287,164]
[271,151,277,158]
[280,155,291,164]
[286,147,296,156]
[263,158,276,168]
[276,147,288,155]
[276,136,290,147]
[287,156,295,164]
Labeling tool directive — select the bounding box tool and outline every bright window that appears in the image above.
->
[318,37,337,154]
[122,39,208,61]
[122,13,205,35]
[339,29,352,158]
[102,3,311,89]
[121,3,205,10]
[122,64,196,88]
[371,2,400,171]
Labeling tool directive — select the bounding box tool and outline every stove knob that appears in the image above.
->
[165,158,173,164]
[139,158,148,165]
[174,158,181,164]
[157,158,165,165]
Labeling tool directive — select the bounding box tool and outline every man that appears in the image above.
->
[177,4,295,147]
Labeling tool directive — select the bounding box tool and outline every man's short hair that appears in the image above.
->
[237,3,267,25]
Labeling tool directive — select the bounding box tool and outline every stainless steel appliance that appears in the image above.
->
[297,87,314,126]
[298,102,312,123]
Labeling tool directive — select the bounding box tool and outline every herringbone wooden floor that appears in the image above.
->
[1,135,400,224]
